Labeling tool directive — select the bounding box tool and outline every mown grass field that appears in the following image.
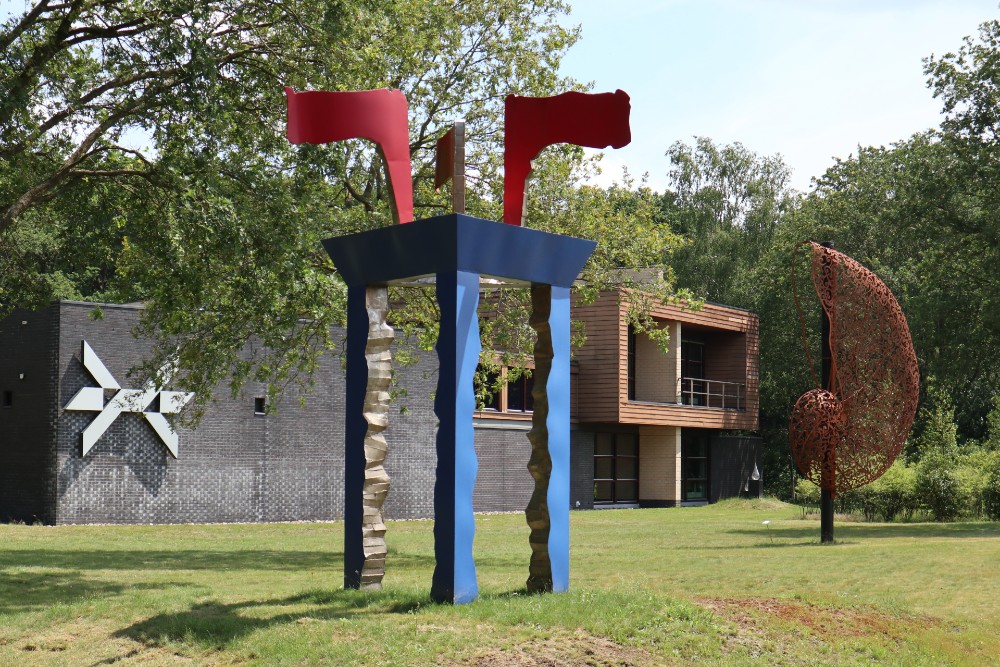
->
[1,499,998,666]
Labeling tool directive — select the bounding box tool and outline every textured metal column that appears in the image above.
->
[430,270,481,604]
[343,285,368,588]
[525,284,571,593]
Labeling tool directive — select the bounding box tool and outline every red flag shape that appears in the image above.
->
[504,90,631,226]
[285,87,414,224]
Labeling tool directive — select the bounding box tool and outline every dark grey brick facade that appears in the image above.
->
[1,301,759,525]
[1,302,575,524]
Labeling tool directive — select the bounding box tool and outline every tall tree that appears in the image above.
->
[662,137,798,304]
[2,0,684,416]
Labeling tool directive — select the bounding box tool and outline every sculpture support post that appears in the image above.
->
[344,285,367,588]
[344,285,395,588]
[324,214,596,603]
[820,241,835,544]
[525,285,571,593]
[431,270,481,604]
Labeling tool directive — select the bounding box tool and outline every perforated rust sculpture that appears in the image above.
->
[790,242,919,504]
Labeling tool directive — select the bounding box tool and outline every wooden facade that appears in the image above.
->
[572,291,759,431]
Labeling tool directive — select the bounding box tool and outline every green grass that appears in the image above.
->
[1,499,999,665]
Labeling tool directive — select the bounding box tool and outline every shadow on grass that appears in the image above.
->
[0,569,196,613]
[724,521,1000,542]
[115,587,444,650]
[116,583,546,651]
[0,549,344,572]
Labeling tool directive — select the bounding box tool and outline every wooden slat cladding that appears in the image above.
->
[620,402,757,430]
[571,293,625,423]
[572,290,759,431]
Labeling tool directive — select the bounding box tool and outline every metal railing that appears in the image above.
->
[680,377,745,411]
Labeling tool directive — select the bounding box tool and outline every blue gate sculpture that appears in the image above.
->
[324,213,595,603]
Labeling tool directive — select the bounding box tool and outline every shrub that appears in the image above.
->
[916,452,964,521]
[794,478,820,506]
[955,450,998,518]
[983,456,1000,521]
[861,461,918,522]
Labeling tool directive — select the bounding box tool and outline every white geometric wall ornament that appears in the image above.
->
[64,341,194,458]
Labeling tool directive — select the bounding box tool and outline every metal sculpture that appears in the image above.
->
[503,90,631,225]
[790,242,919,520]
[288,86,627,603]
[65,341,193,457]
[357,286,393,589]
[286,87,411,588]
[285,88,413,225]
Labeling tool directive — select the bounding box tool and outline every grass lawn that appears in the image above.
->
[1,498,998,666]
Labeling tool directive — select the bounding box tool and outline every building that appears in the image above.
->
[0,295,759,524]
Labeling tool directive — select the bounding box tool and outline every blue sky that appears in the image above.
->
[558,0,998,191]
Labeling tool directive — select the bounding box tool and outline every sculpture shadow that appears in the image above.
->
[0,569,191,614]
[0,548,342,573]
[115,587,434,649]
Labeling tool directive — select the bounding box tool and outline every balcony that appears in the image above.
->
[680,377,746,411]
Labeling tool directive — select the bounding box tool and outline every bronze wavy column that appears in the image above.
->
[526,284,553,592]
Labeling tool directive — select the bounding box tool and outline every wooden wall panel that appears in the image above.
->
[572,291,759,431]
[572,293,625,423]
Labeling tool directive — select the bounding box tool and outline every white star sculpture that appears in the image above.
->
[64,341,194,458]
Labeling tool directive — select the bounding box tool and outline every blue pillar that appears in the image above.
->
[546,286,571,592]
[431,270,481,604]
[343,284,368,588]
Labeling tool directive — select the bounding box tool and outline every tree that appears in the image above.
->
[2,0,684,417]
[660,138,803,497]
[662,137,798,303]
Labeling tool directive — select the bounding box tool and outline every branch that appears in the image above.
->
[1,69,179,159]
[68,168,155,179]
[0,0,52,53]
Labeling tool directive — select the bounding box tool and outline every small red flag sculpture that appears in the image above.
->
[285,87,414,224]
[503,90,632,225]
[790,242,919,496]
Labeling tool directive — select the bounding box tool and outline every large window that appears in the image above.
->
[681,433,710,502]
[681,340,706,406]
[594,432,639,504]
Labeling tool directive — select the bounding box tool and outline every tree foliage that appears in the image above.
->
[2,0,685,417]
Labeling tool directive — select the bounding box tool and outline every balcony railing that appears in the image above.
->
[680,377,745,411]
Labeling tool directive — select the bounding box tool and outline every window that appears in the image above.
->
[682,433,710,502]
[681,340,706,406]
[593,432,639,504]
[254,397,266,415]
[476,366,533,414]
[1,391,11,408]
[479,369,502,411]
[506,372,534,412]
[627,326,636,400]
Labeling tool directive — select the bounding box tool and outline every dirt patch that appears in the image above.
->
[458,629,670,667]
[698,597,936,647]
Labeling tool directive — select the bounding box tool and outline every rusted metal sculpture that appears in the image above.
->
[790,242,920,523]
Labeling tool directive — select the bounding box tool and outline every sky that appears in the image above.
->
[558,0,999,192]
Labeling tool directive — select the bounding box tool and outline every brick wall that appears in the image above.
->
[1,302,581,524]
[638,425,680,505]
[0,306,58,523]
